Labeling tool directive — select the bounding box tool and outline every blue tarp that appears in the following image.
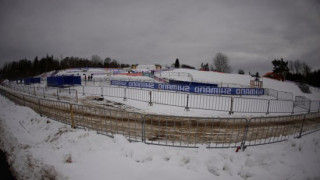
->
[47,76,81,87]
[24,77,41,85]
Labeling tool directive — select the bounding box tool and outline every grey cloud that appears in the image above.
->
[0,0,319,74]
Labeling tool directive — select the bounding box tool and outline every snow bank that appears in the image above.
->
[1,94,320,180]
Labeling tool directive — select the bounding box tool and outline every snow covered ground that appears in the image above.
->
[1,68,320,179]
[1,94,320,180]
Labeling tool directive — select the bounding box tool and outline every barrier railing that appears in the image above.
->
[265,88,293,100]
[1,86,320,150]
[2,83,78,102]
[4,83,320,115]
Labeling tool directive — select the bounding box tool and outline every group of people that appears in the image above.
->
[84,74,93,81]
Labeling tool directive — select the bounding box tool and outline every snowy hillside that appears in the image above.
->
[170,69,320,100]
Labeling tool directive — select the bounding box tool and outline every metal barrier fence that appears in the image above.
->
[2,83,78,102]
[4,83,320,115]
[157,71,193,81]
[1,86,320,150]
[83,85,318,115]
[265,88,294,100]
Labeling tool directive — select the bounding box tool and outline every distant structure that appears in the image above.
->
[132,64,162,71]
[263,72,285,81]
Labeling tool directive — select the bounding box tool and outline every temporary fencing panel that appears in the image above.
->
[310,101,320,112]
[152,91,187,107]
[102,86,124,98]
[233,97,268,113]
[243,115,305,147]
[297,112,320,137]
[188,94,231,112]
[269,100,294,114]
[126,88,149,102]
[143,115,247,148]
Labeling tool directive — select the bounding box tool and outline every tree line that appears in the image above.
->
[272,58,320,87]
[0,55,130,80]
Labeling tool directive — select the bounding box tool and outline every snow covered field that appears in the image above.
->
[1,94,320,180]
[1,68,320,179]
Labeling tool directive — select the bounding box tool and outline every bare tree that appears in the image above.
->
[288,61,295,74]
[301,62,311,77]
[213,52,232,73]
[293,60,302,74]
[91,54,103,67]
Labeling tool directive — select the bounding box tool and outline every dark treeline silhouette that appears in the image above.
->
[0,55,130,80]
[286,70,320,87]
[272,59,320,87]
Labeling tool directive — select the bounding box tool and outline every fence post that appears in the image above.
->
[75,90,78,103]
[43,88,46,98]
[123,88,127,101]
[101,86,103,97]
[57,89,60,100]
[141,116,146,143]
[240,119,250,151]
[38,98,42,116]
[185,94,190,111]
[23,95,25,106]
[70,104,75,129]
[297,114,307,138]
[318,101,320,112]
[148,91,153,106]
[308,100,311,113]
[229,97,234,115]
[266,99,270,115]
[82,86,85,96]
[291,101,295,115]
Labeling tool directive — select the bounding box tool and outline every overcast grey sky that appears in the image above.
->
[1,0,320,74]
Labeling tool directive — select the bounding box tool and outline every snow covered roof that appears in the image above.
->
[136,64,156,70]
